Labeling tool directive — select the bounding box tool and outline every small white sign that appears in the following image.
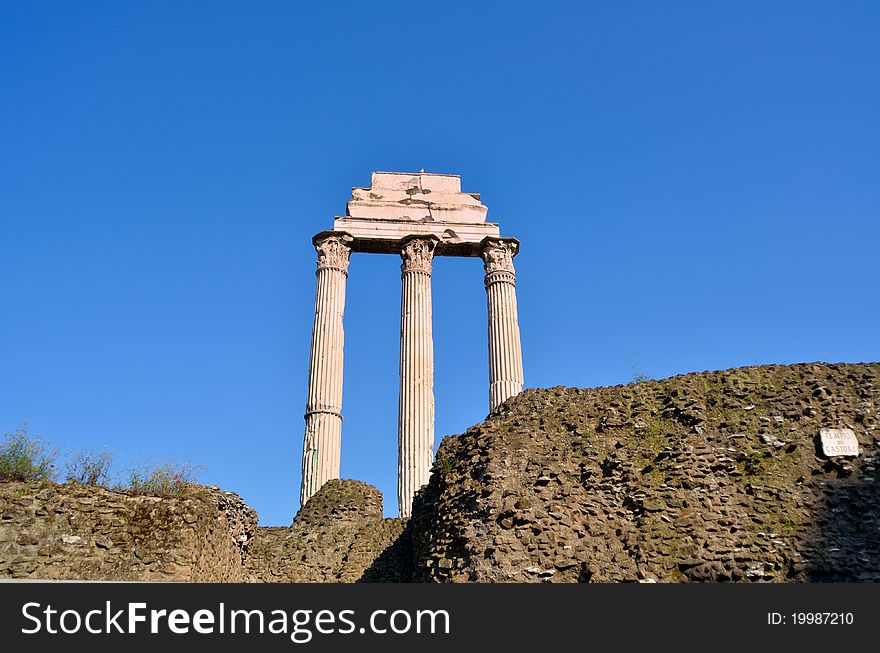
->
[819,428,860,457]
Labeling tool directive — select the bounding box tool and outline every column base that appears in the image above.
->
[301,411,342,506]
[489,380,523,411]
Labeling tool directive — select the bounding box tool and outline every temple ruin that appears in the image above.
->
[300,172,524,516]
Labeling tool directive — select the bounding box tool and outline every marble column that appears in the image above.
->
[301,231,353,508]
[398,236,439,518]
[482,237,524,412]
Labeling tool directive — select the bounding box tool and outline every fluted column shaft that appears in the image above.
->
[482,238,524,411]
[398,236,438,518]
[301,232,352,507]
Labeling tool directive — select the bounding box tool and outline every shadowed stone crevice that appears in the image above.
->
[358,526,414,583]
[803,457,880,581]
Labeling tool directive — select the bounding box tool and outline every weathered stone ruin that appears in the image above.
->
[244,479,410,582]
[2,362,877,582]
[411,362,880,582]
[0,482,256,581]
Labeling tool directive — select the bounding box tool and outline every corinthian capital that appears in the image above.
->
[313,231,353,274]
[481,237,519,275]
[400,236,439,274]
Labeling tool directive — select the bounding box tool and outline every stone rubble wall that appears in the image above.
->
[0,482,257,581]
[410,362,880,582]
[2,363,877,583]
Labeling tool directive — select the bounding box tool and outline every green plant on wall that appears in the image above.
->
[65,449,114,486]
[743,452,766,476]
[0,423,56,482]
[433,455,454,477]
[126,462,200,496]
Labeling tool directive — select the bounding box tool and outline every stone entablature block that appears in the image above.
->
[336,171,499,256]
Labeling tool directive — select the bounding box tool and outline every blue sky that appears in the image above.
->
[1,1,877,524]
